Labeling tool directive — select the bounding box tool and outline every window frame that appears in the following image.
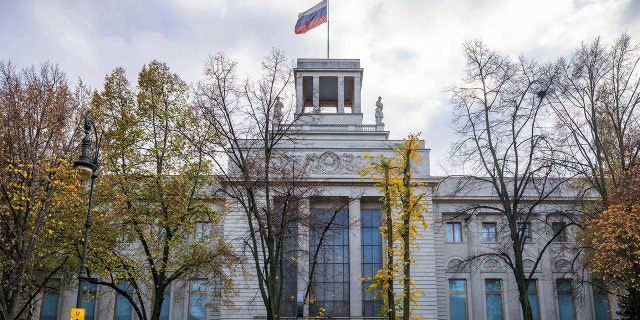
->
[592,281,611,320]
[114,282,134,320]
[361,209,382,317]
[551,222,567,243]
[446,222,463,243]
[517,222,532,243]
[482,222,498,243]
[188,279,208,320]
[448,279,468,320]
[195,221,212,240]
[309,209,350,317]
[527,279,541,320]
[79,282,97,320]
[556,279,576,320]
[484,278,504,320]
[39,280,60,320]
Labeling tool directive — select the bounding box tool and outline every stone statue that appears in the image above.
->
[375,96,384,124]
[274,96,283,122]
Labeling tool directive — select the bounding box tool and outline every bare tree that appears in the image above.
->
[195,49,303,320]
[551,33,640,211]
[194,49,356,319]
[550,33,640,317]
[447,40,574,320]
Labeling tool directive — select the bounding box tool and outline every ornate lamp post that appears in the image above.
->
[73,113,99,315]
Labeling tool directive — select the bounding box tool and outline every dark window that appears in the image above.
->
[551,222,567,242]
[114,282,133,320]
[80,282,97,320]
[556,279,575,320]
[361,209,382,316]
[40,280,60,320]
[310,209,349,317]
[592,282,611,320]
[528,280,540,320]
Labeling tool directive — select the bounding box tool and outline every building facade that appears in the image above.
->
[33,59,616,320]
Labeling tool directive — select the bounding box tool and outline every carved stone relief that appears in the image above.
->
[304,151,364,175]
[481,258,505,272]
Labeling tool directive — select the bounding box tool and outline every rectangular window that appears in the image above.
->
[517,222,531,243]
[485,279,504,320]
[195,222,212,240]
[189,279,207,320]
[40,281,60,320]
[552,222,567,243]
[528,280,540,320]
[482,222,497,243]
[556,279,575,320]
[592,282,611,320]
[277,221,298,317]
[80,282,97,320]
[447,222,463,242]
[310,209,349,317]
[361,209,382,316]
[160,285,170,320]
[449,279,468,320]
[114,282,133,320]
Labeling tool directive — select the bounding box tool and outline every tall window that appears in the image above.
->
[310,209,349,317]
[361,209,382,316]
[556,279,575,320]
[80,282,97,320]
[277,222,298,317]
[446,222,463,242]
[40,281,60,320]
[517,222,531,243]
[528,280,540,320]
[551,222,567,243]
[592,282,611,320]
[482,222,497,243]
[449,279,468,320]
[189,279,207,320]
[114,282,133,320]
[195,222,212,240]
[485,279,504,320]
[160,285,170,320]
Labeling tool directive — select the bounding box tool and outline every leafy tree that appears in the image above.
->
[0,61,85,320]
[582,165,640,319]
[447,40,573,320]
[86,61,237,320]
[360,133,429,320]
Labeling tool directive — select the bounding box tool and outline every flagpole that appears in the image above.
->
[327,0,330,59]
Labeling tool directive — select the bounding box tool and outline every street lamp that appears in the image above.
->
[72,113,99,317]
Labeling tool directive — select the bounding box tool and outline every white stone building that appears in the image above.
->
[33,58,616,320]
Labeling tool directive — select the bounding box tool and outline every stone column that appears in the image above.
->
[313,76,320,113]
[349,196,362,316]
[296,73,303,114]
[298,198,310,316]
[353,75,361,114]
[338,75,345,113]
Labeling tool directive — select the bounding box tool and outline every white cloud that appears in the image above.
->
[2,0,640,175]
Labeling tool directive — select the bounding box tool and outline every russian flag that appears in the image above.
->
[295,0,327,34]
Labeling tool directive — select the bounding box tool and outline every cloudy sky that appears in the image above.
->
[2,0,640,175]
